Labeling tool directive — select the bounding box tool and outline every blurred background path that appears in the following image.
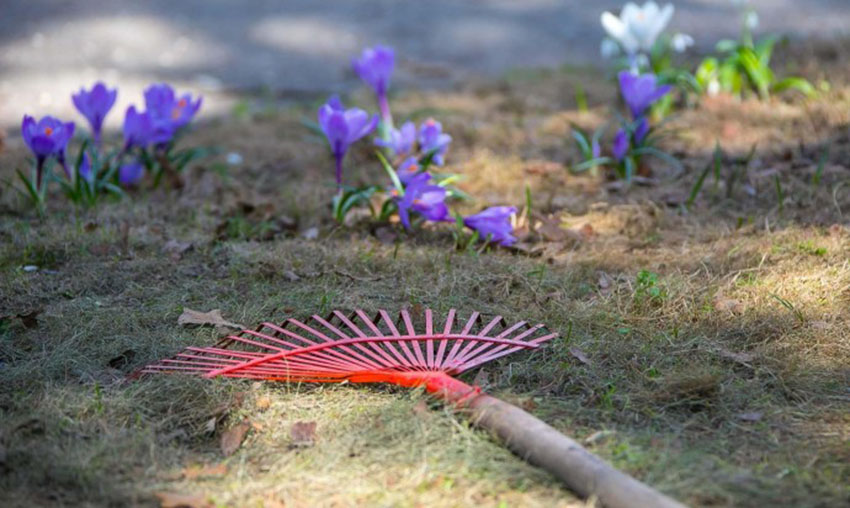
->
[1,0,847,127]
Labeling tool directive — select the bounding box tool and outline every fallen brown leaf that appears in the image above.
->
[569,347,591,366]
[736,411,763,422]
[182,463,227,480]
[255,395,271,411]
[155,491,212,508]
[597,271,613,292]
[472,368,489,388]
[163,240,193,261]
[717,348,755,365]
[714,296,743,313]
[107,349,136,369]
[290,421,317,447]
[16,309,41,329]
[220,421,250,456]
[374,226,398,244]
[412,399,429,417]
[577,223,595,240]
[178,308,243,329]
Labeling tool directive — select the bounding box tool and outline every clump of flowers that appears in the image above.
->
[315,45,518,247]
[572,71,679,183]
[695,0,814,99]
[16,81,207,213]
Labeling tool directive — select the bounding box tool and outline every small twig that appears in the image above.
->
[333,269,382,282]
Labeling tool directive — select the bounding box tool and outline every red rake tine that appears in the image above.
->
[138,308,684,508]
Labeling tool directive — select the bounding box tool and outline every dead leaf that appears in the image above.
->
[810,320,831,330]
[569,347,591,365]
[290,421,317,447]
[577,223,595,240]
[714,296,743,313]
[16,309,41,329]
[472,368,489,388]
[584,430,615,445]
[178,308,243,329]
[220,421,250,456]
[374,226,397,244]
[261,494,286,508]
[255,395,271,411]
[597,271,613,293]
[536,218,569,242]
[163,240,193,261]
[88,243,112,256]
[182,463,227,480]
[301,227,319,240]
[107,349,136,369]
[508,242,546,256]
[155,491,212,508]
[736,411,763,422]
[412,400,429,417]
[203,417,217,434]
[119,221,130,256]
[717,348,755,365]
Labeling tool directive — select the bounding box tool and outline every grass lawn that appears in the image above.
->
[1,40,849,507]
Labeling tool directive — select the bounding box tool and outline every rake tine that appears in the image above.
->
[379,309,419,369]
[434,308,456,369]
[399,309,427,369]
[355,309,414,371]
[452,315,503,366]
[264,321,375,372]
[452,320,530,368]
[444,311,480,367]
[291,317,380,371]
[425,309,435,369]
[333,310,399,369]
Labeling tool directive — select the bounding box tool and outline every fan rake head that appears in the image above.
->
[141,308,556,395]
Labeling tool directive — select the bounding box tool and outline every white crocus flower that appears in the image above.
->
[744,11,759,30]
[600,2,675,55]
[671,33,694,53]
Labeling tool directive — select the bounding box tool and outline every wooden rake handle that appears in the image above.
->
[467,394,687,508]
[389,371,686,508]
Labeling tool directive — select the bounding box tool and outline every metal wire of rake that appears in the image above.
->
[140,307,684,508]
[141,308,556,382]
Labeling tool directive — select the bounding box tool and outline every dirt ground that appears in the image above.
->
[1,39,849,507]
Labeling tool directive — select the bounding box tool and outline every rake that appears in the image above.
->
[140,308,684,508]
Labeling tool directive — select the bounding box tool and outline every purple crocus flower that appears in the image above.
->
[592,138,601,159]
[78,153,93,182]
[634,117,650,144]
[612,128,630,161]
[618,71,671,118]
[144,83,202,130]
[418,119,452,166]
[375,120,415,157]
[317,95,378,187]
[72,82,117,145]
[352,46,394,123]
[396,156,421,185]
[463,206,517,246]
[119,161,144,186]
[396,173,450,229]
[123,106,152,149]
[21,115,76,185]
